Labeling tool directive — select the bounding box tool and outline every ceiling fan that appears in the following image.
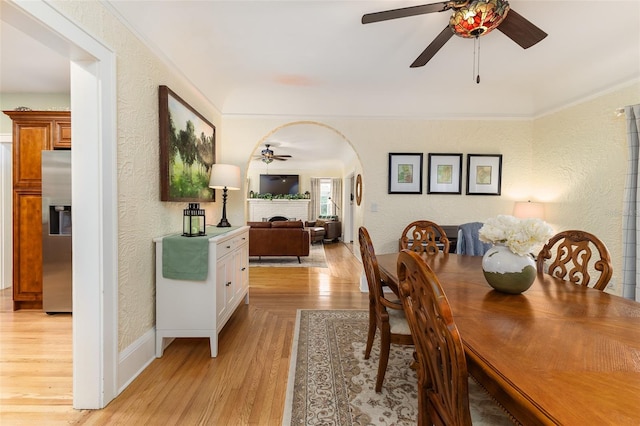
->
[254,144,292,164]
[362,0,547,69]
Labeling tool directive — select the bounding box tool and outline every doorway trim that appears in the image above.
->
[0,134,11,290]
[4,0,119,408]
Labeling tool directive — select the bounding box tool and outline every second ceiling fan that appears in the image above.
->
[362,0,547,69]
[254,144,292,164]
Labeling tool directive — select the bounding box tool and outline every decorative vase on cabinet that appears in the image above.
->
[481,244,536,294]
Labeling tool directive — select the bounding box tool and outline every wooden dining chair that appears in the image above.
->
[359,227,414,393]
[397,250,514,426]
[536,230,613,291]
[400,220,450,255]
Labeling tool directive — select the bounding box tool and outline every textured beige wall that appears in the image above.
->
[533,82,640,294]
[52,1,222,350]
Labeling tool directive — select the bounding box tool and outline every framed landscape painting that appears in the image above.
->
[388,153,423,194]
[159,85,216,202]
[427,153,462,194]
[466,154,502,195]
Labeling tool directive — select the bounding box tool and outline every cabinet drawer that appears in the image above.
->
[216,239,235,259]
[216,232,248,260]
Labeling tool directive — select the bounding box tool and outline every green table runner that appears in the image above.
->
[161,226,240,281]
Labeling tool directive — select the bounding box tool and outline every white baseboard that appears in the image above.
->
[117,327,156,393]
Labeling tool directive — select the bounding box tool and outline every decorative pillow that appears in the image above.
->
[315,219,327,227]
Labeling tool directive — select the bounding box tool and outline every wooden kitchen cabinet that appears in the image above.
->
[3,110,71,310]
[54,121,72,149]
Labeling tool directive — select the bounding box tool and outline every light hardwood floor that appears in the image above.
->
[0,242,368,425]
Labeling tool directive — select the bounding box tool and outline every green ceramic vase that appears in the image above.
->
[481,244,536,294]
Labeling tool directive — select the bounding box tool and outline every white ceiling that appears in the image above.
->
[2,1,639,168]
[102,0,640,119]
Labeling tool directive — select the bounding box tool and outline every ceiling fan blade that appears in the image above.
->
[498,9,547,49]
[273,157,289,161]
[410,26,454,68]
[362,1,452,24]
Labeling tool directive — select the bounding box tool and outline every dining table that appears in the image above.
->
[376,251,640,426]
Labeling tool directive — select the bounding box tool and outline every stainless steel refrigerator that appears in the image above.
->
[42,151,72,313]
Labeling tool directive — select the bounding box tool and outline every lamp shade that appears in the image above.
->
[209,164,241,190]
[513,201,545,219]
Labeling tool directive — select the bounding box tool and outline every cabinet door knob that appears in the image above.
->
[226,245,231,249]
[241,267,246,271]
[226,281,232,286]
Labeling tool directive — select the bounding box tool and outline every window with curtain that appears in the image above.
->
[319,178,332,216]
[310,177,342,219]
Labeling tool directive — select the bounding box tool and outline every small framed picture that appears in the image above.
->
[466,154,502,195]
[427,153,462,194]
[388,153,423,194]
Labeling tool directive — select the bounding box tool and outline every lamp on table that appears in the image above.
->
[513,200,545,219]
[209,164,241,227]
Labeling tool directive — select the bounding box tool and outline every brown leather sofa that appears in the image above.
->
[247,220,310,263]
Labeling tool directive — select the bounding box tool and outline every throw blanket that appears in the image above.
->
[456,222,492,256]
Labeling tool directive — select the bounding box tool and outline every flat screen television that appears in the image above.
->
[259,174,299,195]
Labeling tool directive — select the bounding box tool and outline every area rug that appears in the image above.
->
[249,243,327,268]
[282,309,514,426]
[282,309,418,426]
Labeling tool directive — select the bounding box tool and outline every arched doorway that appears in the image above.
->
[246,121,362,243]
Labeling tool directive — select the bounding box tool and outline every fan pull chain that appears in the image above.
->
[473,36,481,84]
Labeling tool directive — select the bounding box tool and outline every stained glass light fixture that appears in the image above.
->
[449,0,510,38]
[261,146,274,164]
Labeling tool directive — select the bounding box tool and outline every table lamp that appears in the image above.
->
[209,164,241,227]
[513,200,545,219]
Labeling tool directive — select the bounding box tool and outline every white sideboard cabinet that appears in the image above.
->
[154,226,249,357]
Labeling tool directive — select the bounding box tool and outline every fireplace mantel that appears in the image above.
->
[247,199,311,222]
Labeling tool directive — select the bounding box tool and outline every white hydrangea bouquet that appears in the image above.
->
[478,214,554,256]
